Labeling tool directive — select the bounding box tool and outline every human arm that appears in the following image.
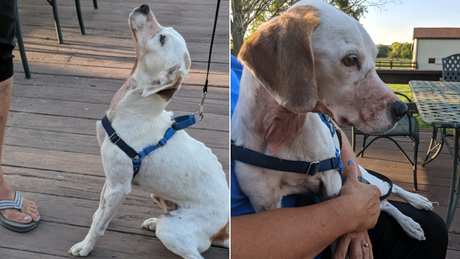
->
[231,176,381,259]
[334,127,379,259]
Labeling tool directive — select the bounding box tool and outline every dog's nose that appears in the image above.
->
[392,100,408,119]
[140,4,150,14]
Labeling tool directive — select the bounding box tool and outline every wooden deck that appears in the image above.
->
[343,127,460,258]
[0,0,228,258]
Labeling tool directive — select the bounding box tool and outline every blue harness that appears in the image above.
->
[101,114,197,178]
[232,114,343,178]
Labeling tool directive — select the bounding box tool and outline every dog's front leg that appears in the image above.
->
[69,181,131,257]
[380,200,426,241]
[392,185,434,211]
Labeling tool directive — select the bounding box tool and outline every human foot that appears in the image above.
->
[0,181,40,225]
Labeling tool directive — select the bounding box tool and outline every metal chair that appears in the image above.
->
[440,53,460,82]
[352,92,420,190]
[15,0,99,79]
[47,0,99,44]
[423,54,460,166]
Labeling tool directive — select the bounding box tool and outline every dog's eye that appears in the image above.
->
[159,35,166,46]
[342,54,358,67]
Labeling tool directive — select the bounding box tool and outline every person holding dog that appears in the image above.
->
[0,0,40,232]
[230,55,448,259]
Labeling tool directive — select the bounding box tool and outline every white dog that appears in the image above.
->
[232,0,433,241]
[69,5,229,258]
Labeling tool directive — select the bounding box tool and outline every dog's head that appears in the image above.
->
[128,4,191,101]
[238,0,406,135]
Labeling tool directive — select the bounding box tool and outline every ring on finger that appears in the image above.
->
[361,243,369,247]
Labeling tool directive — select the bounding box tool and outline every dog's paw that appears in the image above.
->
[141,217,158,232]
[407,194,434,211]
[400,217,426,241]
[68,241,93,257]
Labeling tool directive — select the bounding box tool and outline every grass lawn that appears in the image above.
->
[386,84,431,129]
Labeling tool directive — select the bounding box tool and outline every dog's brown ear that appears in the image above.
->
[142,65,183,101]
[238,5,320,113]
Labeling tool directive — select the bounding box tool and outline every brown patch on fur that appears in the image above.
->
[109,78,136,112]
[265,105,307,154]
[238,5,321,114]
[184,53,191,70]
[210,224,229,243]
[157,75,183,101]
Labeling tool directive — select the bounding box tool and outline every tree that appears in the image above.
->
[389,42,402,60]
[400,42,412,60]
[377,44,390,58]
[231,0,402,55]
[231,0,300,56]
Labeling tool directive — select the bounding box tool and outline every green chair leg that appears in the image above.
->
[413,137,419,190]
[47,0,64,44]
[15,1,31,79]
[75,0,86,35]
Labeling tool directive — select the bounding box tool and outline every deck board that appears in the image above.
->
[0,0,229,258]
[343,127,460,257]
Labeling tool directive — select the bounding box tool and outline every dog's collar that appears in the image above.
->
[101,114,197,178]
[231,143,342,176]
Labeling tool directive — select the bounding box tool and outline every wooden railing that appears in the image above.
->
[375,60,418,69]
[376,69,442,84]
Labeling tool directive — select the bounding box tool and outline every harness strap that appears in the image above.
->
[231,144,341,176]
[102,116,139,159]
[101,114,197,178]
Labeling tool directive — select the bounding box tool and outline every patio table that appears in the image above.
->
[409,80,460,229]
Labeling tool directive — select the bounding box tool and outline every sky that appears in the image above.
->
[360,0,460,45]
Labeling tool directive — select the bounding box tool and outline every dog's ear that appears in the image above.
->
[142,65,183,100]
[238,5,320,113]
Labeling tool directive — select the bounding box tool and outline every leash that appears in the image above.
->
[101,114,197,178]
[346,171,393,201]
[196,0,221,121]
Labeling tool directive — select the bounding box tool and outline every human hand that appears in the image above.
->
[333,231,373,259]
[339,161,381,232]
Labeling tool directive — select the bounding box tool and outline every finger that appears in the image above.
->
[367,238,374,259]
[334,236,351,259]
[349,238,363,259]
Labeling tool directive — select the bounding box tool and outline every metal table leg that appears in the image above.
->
[445,128,460,229]
[423,127,445,166]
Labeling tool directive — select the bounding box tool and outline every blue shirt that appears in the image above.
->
[231,55,327,259]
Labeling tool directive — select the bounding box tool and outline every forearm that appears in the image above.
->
[231,196,358,259]
[337,127,361,178]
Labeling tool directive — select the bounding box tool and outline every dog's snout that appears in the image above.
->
[140,4,150,14]
[392,101,408,119]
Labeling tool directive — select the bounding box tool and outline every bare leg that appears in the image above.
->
[0,76,40,224]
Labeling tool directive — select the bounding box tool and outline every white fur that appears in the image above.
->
[69,6,228,258]
[232,0,433,242]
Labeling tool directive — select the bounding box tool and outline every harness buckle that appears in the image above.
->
[306,161,320,176]
[109,132,121,144]
[158,138,167,146]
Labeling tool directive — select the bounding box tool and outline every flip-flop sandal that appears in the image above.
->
[0,191,38,233]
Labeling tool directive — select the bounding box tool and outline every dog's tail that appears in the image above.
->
[211,224,229,248]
